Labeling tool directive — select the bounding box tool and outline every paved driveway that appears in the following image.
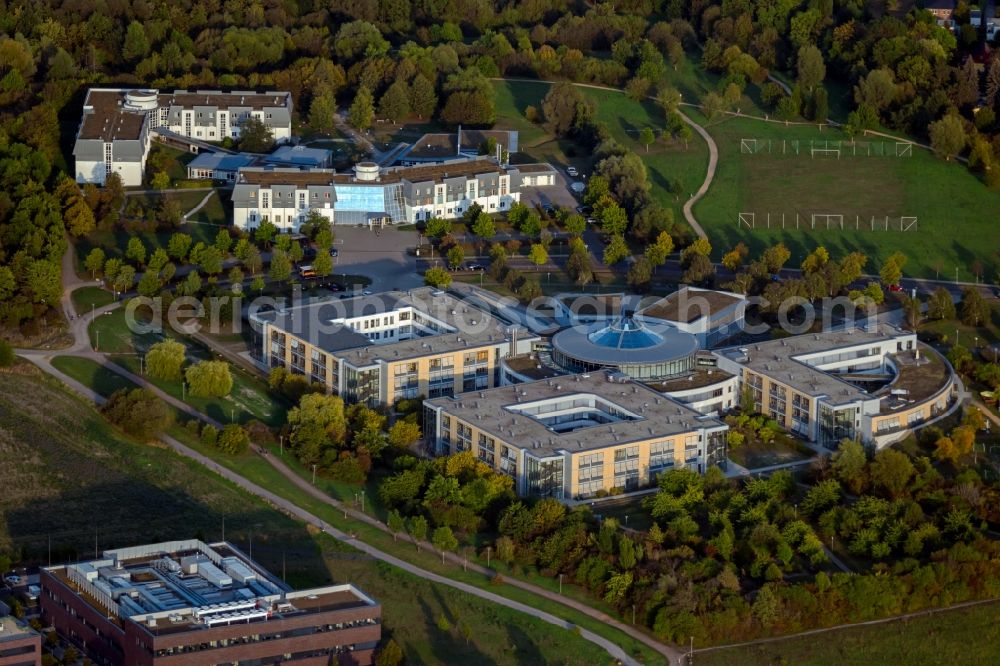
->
[332,225,423,291]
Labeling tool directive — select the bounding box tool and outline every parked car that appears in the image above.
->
[4,574,21,586]
[465,263,484,271]
[576,205,593,215]
[26,584,40,601]
[329,247,339,257]
[566,166,579,177]
[888,284,903,293]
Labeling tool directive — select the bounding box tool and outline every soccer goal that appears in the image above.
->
[810,140,841,158]
[811,214,844,230]
[738,212,755,229]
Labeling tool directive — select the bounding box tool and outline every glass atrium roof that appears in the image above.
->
[588,315,664,350]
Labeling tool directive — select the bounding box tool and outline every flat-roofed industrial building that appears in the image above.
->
[40,540,380,666]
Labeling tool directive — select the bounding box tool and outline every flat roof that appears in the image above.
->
[254,288,527,365]
[263,145,333,166]
[238,167,337,187]
[428,370,724,457]
[188,152,257,171]
[877,345,952,414]
[407,129,517,158]
[503,354,566,381]
[647,367,734,393]
[44,540,375,637]
[0,616,38,643]
[78,89,147,141]
[715,324,912,404]
[641,287,744,324]
[515,162,557,174]
[159,90,290,110]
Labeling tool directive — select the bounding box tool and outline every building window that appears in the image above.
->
[577,453,604,497]
[613,446,640,491]
[648,441,674,482]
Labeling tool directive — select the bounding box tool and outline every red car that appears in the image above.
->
[888,284,903,293]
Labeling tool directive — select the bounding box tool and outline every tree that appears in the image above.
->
[217,424,250,455]
[238,117,274,153]
[879,251,907,286]
[854,68,898,113]
[541,82,589,136]
[410,73,437,119]
[432,526,459,562]
[424,266,452,288]
[870,448,914,498]
[761,243,790,274]
[528,244,548,266]
[564,214,586,237]
[126,237,146,266]
[408,515,428,550]
[215,228,233,256]
[387,510,405,541]
[446,245,465,270]
[599,202,629,236]
[603,235,630,265]
[84,248,106,278]
[424,217,451,238]
[928,287,956,320]
[113,265,136,295]
[832,439,867,494]
[797,44,825,92]
[333,21,389,62]
[185,361,233,397]
[313,251,333,278]
[308,91,337,134]
[251,275,265,293]
[350,87,375,130]
[987,56,1000,107]
[956,56,980,108]
[199,246,223,276]
[182,270,202,296]
[255,219,278,247]
[102,388,174,440]
[376,638,404,666]
[929,115,966,161]
[122,21,150,62]
[146,340,186,381]
[627,256,653,290]
[683,254,714,284]
[471,212,495,240]
[378,79,411,122]
[65,199,95,236]
[269,248,292,283]
[645,231,674,267]
[961,287,989,326]
[639,127,655,152]
[0,339,14,367]
[388,421,420,450]
[168,233,192,262]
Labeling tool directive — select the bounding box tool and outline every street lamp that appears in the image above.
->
[312,464,317,484]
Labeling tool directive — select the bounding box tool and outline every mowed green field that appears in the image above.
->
[494,79,709,226]
[697,600,1000,666]
[0,367,614,665]
[693,113,1000,280]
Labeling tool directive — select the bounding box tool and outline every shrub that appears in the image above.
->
[217,424,250,455]
[102,388,173,440]
[0,339,14,367]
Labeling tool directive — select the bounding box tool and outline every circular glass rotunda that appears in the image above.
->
[550,313,699,380]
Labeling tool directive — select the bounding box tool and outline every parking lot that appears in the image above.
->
[330,225,423,291]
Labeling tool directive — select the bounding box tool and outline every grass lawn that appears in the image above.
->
[919,299,1000,347]
[692,112,1000,280]
[697,600,1000,666]
[147,143,196,182]
[75,221,220,266]
[588,495,655,532]
[88,308,288,427]
[0,367,614,665]
[729,436,814,470]
[185,190,230,225]
[51,355,139,397]
[70,286,115,315]
[492,80,710,231]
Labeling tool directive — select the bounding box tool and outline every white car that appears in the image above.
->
[566,166,579,177]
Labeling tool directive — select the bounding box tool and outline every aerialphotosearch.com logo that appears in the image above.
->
[123,284,882,340]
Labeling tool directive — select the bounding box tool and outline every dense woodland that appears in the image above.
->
[2,0,999,332]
